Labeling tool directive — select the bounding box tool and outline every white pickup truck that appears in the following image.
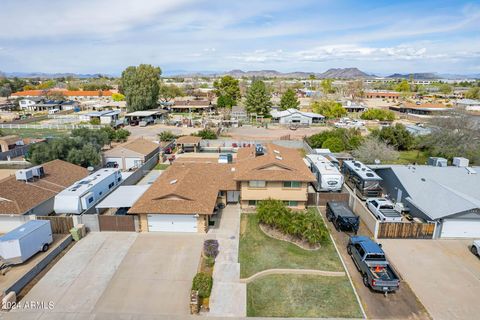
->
[366,198,403,222]
[471,240,480,257]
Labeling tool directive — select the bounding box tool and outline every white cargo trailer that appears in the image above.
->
[305,154,344,192]
[0,220,53,265]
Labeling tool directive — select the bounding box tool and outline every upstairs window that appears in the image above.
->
[283,181,301,188]
[249,180,266,188]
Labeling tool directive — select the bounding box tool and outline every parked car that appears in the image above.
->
[366,198,402,222]
[347,236,400,294]
[471,240,480,257]
[326,202,359,234]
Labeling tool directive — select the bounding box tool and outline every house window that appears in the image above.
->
[248,200,257,206]
[88,197,94,204]
[108,182,115,189]
[283,181,301,188]
[249,180,266,188]
[284,201,298,207]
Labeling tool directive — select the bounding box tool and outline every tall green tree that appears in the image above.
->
[279,88,300,110]
[245,80,272,116]
[311,100,346,119]
[120,64,161,112]
[158,83,184,102]
[395,80,410,92]
[320,79,335,94]
[213,75,240,108]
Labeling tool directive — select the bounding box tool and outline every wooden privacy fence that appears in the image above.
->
[377,222,435,239]
[98,215,136,232]
[308,191,350,206]
[37,216,74,234]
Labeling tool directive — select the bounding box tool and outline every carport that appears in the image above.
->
[95,185,150,215]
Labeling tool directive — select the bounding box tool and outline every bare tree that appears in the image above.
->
[421,109,480,164]
[352,137,399,164]
[345,80,364,101]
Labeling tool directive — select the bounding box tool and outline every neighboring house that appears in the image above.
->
[365,91,400,99]
[405,124,432,136]
[0,135,23,152]
[0,160,88,232]
[231,105,248,122]
[390,102,452,116]
[371,163,480,238]
[127,143,314,233]
[124,109,168,124]
[271,108,324,125]
[175,136,202,153]
[456,99,480,112]
[12,90,113,101]
[342,101,366,112]
[19,98,43,110]
[103,138,159,170]
[19,98,79,112]
[128,162,237,233]
[79,110,121,125]
[234,144,315,209]
[170,100,213,112]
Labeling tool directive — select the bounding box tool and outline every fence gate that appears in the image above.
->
[98,215,135,232]
[37,216,74,234]
[377,222,435,239]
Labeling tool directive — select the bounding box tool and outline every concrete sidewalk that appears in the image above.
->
[208,204,246,317]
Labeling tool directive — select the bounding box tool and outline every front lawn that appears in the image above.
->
[247,274,363,318]
[239,211,342,278]
[154,163,170,170]
[394,150,429,165]
[0,128,69,139]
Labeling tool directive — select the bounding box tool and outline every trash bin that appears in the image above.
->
[70,227,81,241]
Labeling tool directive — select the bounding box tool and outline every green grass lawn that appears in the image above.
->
[247,274,363,318]
[394,150,430,165]
[0,128,69,139]
[239,212,342,278]
[154,163,170,170]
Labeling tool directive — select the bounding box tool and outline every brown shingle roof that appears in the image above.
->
[234,144,315,182]
[107,138,159,156]
[0,160,89,215]
[128,162,236,215]
[176,136,202,145]
[0,135,22,145]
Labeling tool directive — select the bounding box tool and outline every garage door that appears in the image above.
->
[440,219,480,238]
[147,214,197,232]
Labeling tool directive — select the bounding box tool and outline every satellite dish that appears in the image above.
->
[87,166,94,172]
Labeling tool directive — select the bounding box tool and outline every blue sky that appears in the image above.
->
[0,0,479,75]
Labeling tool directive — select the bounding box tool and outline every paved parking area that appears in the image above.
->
[318,207,430,320]
[10,231,204,319]
[380,239,480,320]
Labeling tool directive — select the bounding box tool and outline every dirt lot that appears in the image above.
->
[227,124,330,140]
[380,239,480,320]
[318,206,430,320]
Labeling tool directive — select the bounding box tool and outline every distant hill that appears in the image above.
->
[216,67,374,79]
[1,71,113,79]
[386,72,480,80]
[318,68,373,79]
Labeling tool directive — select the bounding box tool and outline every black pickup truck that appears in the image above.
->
[326,201,360,234]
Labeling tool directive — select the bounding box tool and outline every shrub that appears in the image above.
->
[203,239,219,258]
[192,273,213,298]
[158,130,177,141]
[205,256,215,268]
[256,199,329,245]
[311,100,347,119]
[194,128,217,139]
[307,128,363,152]
[360,109,395,121]
[371,123,415,151]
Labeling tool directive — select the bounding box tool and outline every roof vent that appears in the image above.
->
[170,179,178,184]
[275,156,283,160]
[466,167,477,174]
[231,167,236,172]
[273,150,280,154]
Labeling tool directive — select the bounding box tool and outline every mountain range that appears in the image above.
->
[2,68,479,80]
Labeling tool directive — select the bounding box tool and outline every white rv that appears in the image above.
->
[54,168,122,214]
[305,154,344,192]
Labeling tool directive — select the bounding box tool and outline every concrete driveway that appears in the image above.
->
[10,231,204,319]
[380,239,480,320]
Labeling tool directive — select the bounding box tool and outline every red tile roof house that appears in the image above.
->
[0,160,88,233]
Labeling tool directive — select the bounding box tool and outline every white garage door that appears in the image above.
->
[147,214,197,232]
[440,219,480,238]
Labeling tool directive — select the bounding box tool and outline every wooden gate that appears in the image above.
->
[98,215,136,232]
[377,222,435,239]
[37,216,74,234]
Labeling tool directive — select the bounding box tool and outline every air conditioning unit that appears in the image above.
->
[15,169,34,181]
[427,157,447,167]
[31,165,45,178]
[453,157,469,168]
